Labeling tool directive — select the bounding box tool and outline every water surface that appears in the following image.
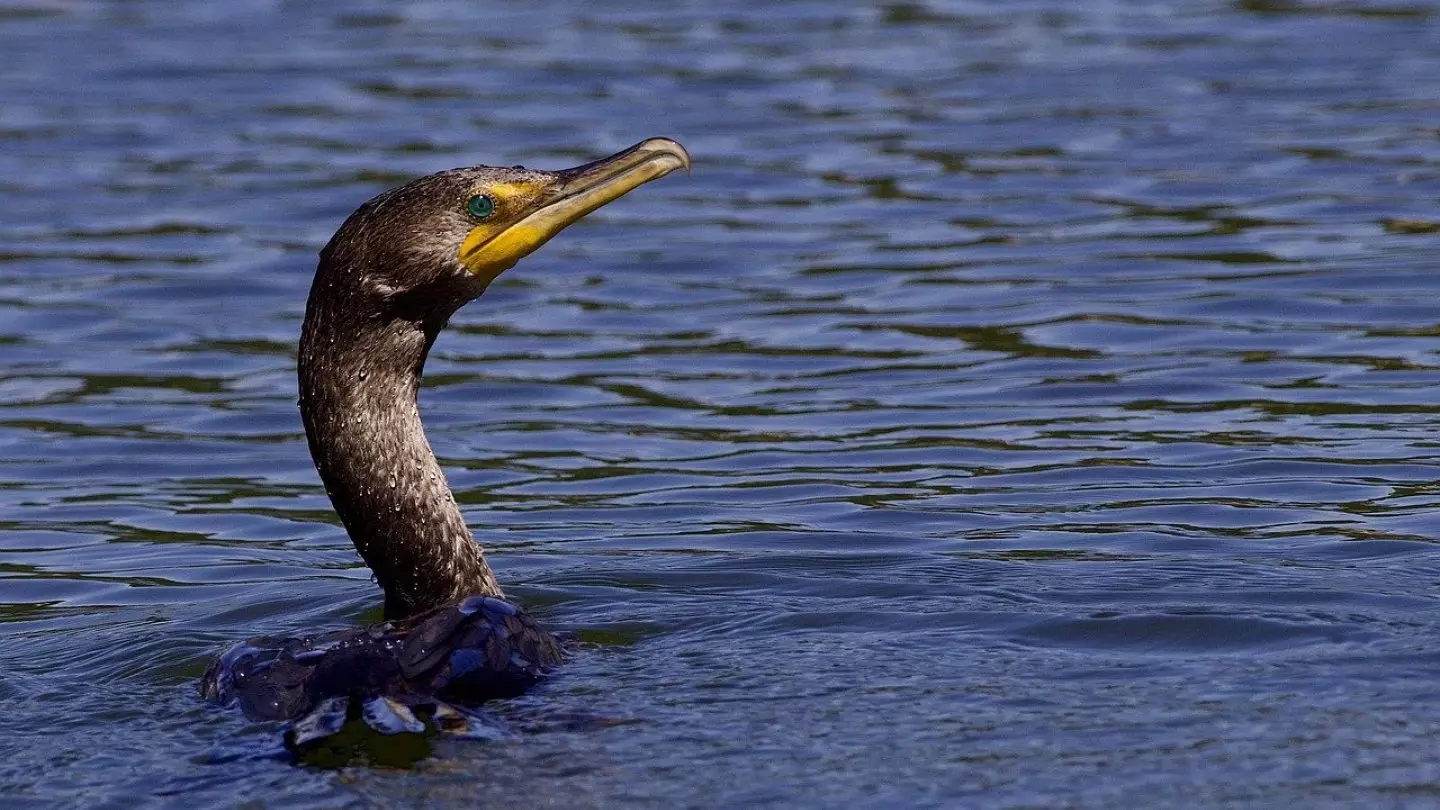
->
[2,1,1440,807]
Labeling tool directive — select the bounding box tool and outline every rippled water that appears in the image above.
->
[3,1,1440,806]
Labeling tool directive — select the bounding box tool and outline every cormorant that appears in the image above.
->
[201,138,691,750]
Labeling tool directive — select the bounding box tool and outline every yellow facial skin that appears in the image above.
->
[458,138,691,283]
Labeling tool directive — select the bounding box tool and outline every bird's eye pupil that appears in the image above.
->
[466,195,495,219]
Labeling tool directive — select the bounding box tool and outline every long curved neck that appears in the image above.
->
[297,273,500,620]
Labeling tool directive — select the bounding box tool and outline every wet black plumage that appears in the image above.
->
[201,596,563,744]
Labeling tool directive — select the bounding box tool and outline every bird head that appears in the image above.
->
[317,137,691,320]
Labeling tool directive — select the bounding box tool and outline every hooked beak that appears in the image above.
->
[458,137,690,280]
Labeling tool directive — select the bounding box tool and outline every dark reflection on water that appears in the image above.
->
[3,0,1440,806]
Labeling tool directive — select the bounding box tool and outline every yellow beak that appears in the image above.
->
[458,137,691,281]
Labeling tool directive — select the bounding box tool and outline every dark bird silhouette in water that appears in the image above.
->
[201,139,691,751]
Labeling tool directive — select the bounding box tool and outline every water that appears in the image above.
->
[2,0,1439,806]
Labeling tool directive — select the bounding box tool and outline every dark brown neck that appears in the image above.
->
[297,267,500,620]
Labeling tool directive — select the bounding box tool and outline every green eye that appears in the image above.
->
[465,194,495,219]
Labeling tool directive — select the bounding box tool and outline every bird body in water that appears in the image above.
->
[201,138,691,749]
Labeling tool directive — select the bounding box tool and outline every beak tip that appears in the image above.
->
[638,137,692,173]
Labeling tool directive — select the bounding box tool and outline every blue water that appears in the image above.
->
[2,1,1440,807]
